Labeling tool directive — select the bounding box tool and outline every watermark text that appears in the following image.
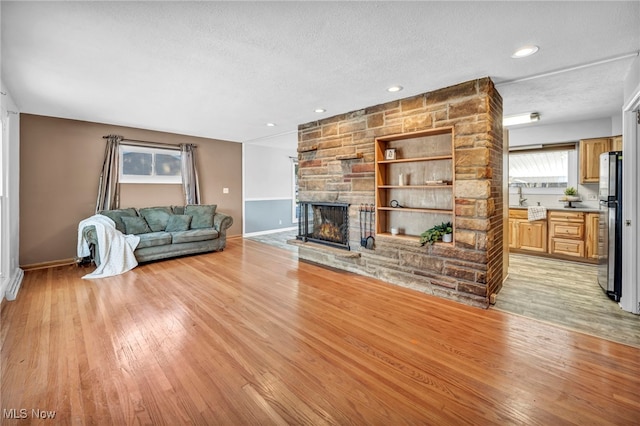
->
[3,408,57,420]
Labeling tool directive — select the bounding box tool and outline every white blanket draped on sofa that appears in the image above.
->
[77,214,140,279]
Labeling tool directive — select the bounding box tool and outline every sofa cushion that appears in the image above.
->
[171,228,219,244]
[99,208,138,234]
[121,216,152,235]
[185,204,217,229]
[139,206,173,232]
[165,214,192,232]
[136,231,172,249]
[172,205,185,215]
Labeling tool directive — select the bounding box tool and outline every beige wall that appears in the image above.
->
[19,114,242,266]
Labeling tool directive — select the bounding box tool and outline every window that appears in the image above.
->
[509,145,576,191]
[119,145,182,184]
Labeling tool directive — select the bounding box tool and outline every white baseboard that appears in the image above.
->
[244,227,297,238]
[5,268,24,301]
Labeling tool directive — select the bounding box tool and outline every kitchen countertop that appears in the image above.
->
[509,206,600,213]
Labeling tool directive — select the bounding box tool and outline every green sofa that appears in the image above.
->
[82,204,233,265]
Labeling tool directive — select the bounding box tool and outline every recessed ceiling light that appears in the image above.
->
[266,122,276,127]
[314,108,326,113]
[511,45,539,58]
[387,85,403,93]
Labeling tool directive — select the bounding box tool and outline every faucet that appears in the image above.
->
[517,187,527,206]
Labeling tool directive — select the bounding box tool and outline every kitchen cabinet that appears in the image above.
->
[508,215,519,249]
[585,212,600,260]
[375,128,454,239]
[518,220,548,252]
[579,137,611,184]
[509,209,547,252]
[611,135,622,151]
[548,211,585,258]
[509,208,598,263]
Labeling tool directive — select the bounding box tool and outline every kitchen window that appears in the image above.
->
[509,144,577,192]
[119,145,182,184]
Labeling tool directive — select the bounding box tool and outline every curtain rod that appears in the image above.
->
[102,135,197,150]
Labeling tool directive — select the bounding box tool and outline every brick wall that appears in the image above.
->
[297,78,503,308]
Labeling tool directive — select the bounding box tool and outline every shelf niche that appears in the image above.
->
[375,128,454,240]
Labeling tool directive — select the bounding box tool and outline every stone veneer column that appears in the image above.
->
[297,78,503,308]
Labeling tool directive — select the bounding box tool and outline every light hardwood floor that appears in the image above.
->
[2,238,640,424]
[496,253,640,348]
[252,230,640,348]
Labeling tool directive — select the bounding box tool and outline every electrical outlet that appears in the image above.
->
[279,219,282,225]
[223,187,229,194]
[587,194,597,201]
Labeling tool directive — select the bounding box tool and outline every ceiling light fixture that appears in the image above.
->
[387,85,403,93]
[266,122,277,127]
[314,108,326,113]
[511,45,539,58]
[503,112,540,127]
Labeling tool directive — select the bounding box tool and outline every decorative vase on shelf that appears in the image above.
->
[442,233,453,243]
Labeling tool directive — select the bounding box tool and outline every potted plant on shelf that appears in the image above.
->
[442,223,453,243]
[564,186,580,201]
[420,222,453,246]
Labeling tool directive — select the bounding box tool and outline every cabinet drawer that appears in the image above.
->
[548,211,585,222]
[549,238,585,257]
[549,222,584,239]
[509,209,528,219]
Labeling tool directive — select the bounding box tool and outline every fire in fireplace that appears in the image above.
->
[297,202,349,249]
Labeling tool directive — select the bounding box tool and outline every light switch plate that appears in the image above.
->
[223,188,229,194]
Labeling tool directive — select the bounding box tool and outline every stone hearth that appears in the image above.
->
[295,78,503,308]
[297,202,350,250]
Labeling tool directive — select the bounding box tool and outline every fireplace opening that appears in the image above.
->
[297,202,349,250]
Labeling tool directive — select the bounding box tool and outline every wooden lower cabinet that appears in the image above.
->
[509,210,547,252]
[549,237,585,257]
[548,211,585,258]
[517,221,548,252]
[509,209,597,262]
[508,217,518,249]
[585,212,600,259]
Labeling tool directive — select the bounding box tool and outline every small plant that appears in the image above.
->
[564,187,578,196]
[420,222,453,246]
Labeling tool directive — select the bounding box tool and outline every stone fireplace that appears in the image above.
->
[297,202,350,249]
[294,78,504,308]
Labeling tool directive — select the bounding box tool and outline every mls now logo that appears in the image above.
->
[3,409,27,419]
[3,408,57,419]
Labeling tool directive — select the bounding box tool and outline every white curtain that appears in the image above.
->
[95,135,122,212]
[180,143,200,205]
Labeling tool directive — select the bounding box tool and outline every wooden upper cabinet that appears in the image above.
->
[611,135,622,151]
[579,137,611,184]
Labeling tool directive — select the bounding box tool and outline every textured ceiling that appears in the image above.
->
[2,1,639,146]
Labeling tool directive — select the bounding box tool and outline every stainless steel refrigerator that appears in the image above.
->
[598,151,622,301]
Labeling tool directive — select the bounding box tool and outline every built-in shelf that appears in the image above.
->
[336,153,364,160]
[378,207,452,214]
[377,232,453,244]
[377,154,453,164]
[298,145,318,153]
[375,128,455,240]
[378,184,452,189]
